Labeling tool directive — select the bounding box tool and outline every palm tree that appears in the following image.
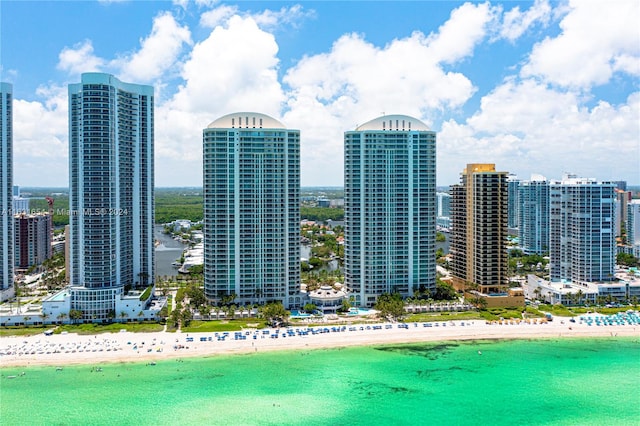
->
[120,311,129,323]
[69,309,83,324]
[41,311,49,325]
[533,287,542,301]
[57,312,68,324]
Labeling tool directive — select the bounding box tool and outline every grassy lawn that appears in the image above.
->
[537,304,577,317]
[181,319,267,333]
[405,311,484,322]
[54,322,164,335]
[0,326,52,337]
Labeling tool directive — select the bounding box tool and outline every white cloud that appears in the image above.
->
[200,4,313,30]
[281,2,493,185]
[499,0,551,42]
[200,5,238,28]
[171,0,189,10]
[13,84,69,186]
[252,4,315,30]
[57,40,105,76]
[521,0,640,88]
[153,14,285,185]
[438,79,640,184]
[115,12,192,83]
[426,1,498,64]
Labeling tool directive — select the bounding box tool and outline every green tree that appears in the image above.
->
[374,293,405,321]
[258,302,289,326]
[185,283,206,308]
[433,280,458,301]
[303,303,317,313]
[181,308,193,326]
[338,298,351,313]
[469,294,488,310]
[617,253,639,267]
[158,306,169,321]
[69,309,83,324]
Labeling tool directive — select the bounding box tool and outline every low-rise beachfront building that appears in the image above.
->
[525,271,640,305]
[308,285,347,314]
[0,289,167,326]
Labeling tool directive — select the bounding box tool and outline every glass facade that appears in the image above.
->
[203,113,301,308]
[549,176,615,284]
[344,115,436,307]
[68,73,154,321]
[1,83,13,296]
[507,175,520,229]
[518,178,550,255]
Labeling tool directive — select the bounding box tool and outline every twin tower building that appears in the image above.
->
[204,113,437,309]
[4,73,437,318]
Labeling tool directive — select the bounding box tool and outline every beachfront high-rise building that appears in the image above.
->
[68,73,154,321]
[436,192,451,231]
[518,175,549,255]
[437,192,451,217]
[507,174,520,230]
[1,82,14,301]
[626,200,640,251]
[14,212,52,269]
[344,115,436,307]
[450,164,508,294]
[549,174,615,284]
[615,189,632,238]
[203,113,301,308]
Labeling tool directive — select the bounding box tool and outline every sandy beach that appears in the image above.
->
[2,317,639,368]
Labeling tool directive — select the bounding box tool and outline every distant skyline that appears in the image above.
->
[2,0,639,187]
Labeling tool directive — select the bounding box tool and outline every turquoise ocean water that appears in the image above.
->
[1,337,639,426]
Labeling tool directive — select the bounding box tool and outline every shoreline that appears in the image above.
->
[2,317,639,368]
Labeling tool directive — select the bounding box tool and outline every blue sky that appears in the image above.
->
[1,0,639,187]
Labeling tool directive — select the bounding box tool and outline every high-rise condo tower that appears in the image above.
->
[1,82,14,301]
[344,115,436,307]
[450,164,508,294]
[68,73,154,321]
[203,112,301,308]
[549,174,615,284]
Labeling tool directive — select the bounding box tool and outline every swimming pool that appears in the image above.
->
[348,308,372,316]
[290,310,312,318]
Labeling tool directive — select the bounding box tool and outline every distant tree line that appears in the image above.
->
[301,207,344,222]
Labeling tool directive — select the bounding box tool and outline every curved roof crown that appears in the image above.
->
[355,114,430,131]
[207,112,285,129]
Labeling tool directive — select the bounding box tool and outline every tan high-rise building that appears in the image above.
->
[450,164,508,295]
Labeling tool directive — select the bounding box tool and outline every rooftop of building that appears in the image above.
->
[354,114,430,131]
[206,112,286,129]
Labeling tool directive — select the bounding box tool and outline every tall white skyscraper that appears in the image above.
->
[507,174,520,230]
[1,82,14,301]
[518,175,549,255]
[203,112,301,308]
[549,174,615,284]
[627,200,640,248]
[68,73,154,321]
[344,115,436,307]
